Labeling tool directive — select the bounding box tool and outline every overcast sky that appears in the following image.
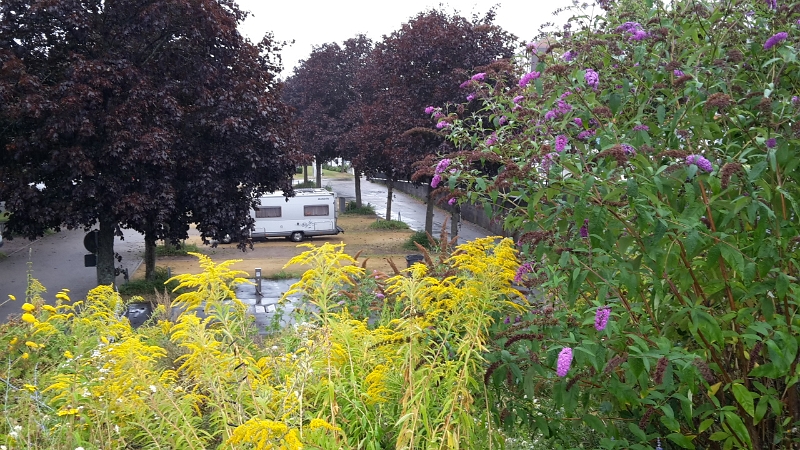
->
[234,0,580,78]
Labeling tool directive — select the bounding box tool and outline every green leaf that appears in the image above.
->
[709,431,730,441]
[627,177,639,198]
[755,396,769,425]
[657,104,666,125]
[609,93,622,114]
[723,412,752,447]
[583,414,605,433]
[666,432,696,449]
[698,418,714,433]
[776,272,789,300]
[749,362,782,379]
[731,383,756,417]
[718,243,745,276]
[761,295,775,321]
[628,422,647,441]
[661,415,681,433]
[691,308,724,349]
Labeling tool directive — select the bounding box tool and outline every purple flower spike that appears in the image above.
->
[425,106,435,114]
[436,121,451,129]
[514,261,534,283]
[673,69,685,77]
[765,0,777,9]
[686,154,713,173]
[557,347,573,377]
[633,124,649,131]
[471,72,486,81]
[595,306,611,331]
[766,138,777,148]
[513,95,524,104]
[579,219,589,238]
[466,93,475,101]
[448,198,456,206]
[555,134,568,153]
[518,71,541,88]
[584,68,599,90]
[764,32,788,50]
[434,158,451,174]
[431,174,442,188]
[573,117,583,127]
[375,292,385,299]
[563,50,575,61]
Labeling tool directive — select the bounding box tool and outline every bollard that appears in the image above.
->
[255,268,262,304]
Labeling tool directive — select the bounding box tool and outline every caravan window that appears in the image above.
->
[255,206,281,218]
[304,205,329,216]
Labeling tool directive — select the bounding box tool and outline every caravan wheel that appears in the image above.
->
[290,231,304,242]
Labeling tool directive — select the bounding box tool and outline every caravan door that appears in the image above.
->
[303,203,334,233]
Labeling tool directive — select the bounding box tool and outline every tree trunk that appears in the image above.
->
[385,179,393,221]
[315,159,322,188]
[425,185,434,236]
[144,227,157,281]
[96,217,116,286]
[354,169,362,207]
[303,165,309,183]
[450,205,461,240]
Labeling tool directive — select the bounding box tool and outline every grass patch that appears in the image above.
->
[343,201,376,216]
[403,230,439,251]
[0,252,7,260]
[369,219,409,230]
[267,270,302,280]
[156,242,202,257]
[118,267,181,296]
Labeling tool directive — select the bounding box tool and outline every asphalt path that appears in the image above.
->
[0,228,144,321]
[324,175,491,244]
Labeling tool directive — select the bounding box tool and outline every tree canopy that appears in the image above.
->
[354,8,518,181]
[0,0,300,282]
[283,35,373,187]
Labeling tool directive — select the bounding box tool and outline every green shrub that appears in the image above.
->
[322,162,350,173]
[118,266,180,296]
[155,242,201,257]
[293,180,317,189]
[402,230,437,250]
[343,201,376,215]
[368,219,408,230]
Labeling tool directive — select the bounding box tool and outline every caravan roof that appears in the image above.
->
[260,188,334,198]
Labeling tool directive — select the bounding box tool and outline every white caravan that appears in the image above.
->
[250,189,343,242]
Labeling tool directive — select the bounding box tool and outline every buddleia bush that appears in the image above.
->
[427,0,800,448]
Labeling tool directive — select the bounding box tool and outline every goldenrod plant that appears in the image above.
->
[2,238,531,449]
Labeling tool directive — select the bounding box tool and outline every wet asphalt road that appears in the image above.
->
[0,229,144,321]
[0,175,493,321]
